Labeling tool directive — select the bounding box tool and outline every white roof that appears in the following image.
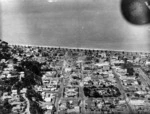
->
[135,91,146,95]
[46,105,53,110]
[130,100,145,105]
[120,76,135,80]
[113,60,124,64]
[127,60,133,63]
[74,106,80,112]
[65,68,72,72]
[8,64,13,67]
[83,77,91,81]
[119,100,125,104]
[21,88,27,92]
[67,106,79,113]
[20,72,24,74]
[44,97,52,102]
[146,61,150,65]
[95,62,109,67]
[12,90,17,93]
[97,103,102,108]
[66,89,76,92]
[7,74,12,78]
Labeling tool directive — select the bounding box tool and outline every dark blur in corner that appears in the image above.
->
[0,1,2,40]
[121,0,150,25]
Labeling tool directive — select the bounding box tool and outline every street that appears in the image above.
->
[134,67,150,86]
[112,69,134,114]
[22,94,31,114]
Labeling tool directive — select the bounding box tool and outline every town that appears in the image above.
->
[1,40,150,114]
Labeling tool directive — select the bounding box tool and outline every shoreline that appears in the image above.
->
[9,43,150,54]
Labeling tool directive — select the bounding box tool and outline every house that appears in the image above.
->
[12,105,21,113]
[135,91,146,95]
[65,67,72,73]
[97,102,103,109]
[20,88,27,94]
[35,86,43,92]
[50,80,58,85]
[134,57,140,63]
[111,56,118,60]
[3,69,10,75]
[7,64,14,70]
[119,100,126,104]
[50,87,57,91]
[44,93,55,103]
[95,62,110,71]
[145,61,150,66]
[46,105,53,110]
[67,106,80,113]
[112,60,124,66]
[20,72,25,78]
[129,100,145,106]
[12,90,17,95]
[7,74,12,78]
[83,76,91,82]
[45,110,52,114]
[2,92,11,100]
[1,74,6,79]
[65,91,78,97]
[41,92,45,99]
[59,102,67,111]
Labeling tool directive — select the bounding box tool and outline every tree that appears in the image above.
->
[127,67,134,75]
[21,60,41,75]
[0,99,12,114]
[27,89,43,101]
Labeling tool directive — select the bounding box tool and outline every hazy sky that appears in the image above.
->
[1,0,150,52]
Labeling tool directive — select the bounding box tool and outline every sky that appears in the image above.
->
[1,0,150,52]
